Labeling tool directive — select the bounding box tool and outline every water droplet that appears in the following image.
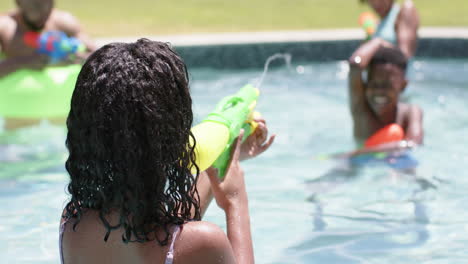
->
[296,65,305,74]
[413,61,422,70]
[438,95,446,105]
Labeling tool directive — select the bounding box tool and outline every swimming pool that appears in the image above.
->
[0,58,467,263]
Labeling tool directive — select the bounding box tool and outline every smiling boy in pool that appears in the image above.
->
[0,0,96,77]
[347,38,423,155]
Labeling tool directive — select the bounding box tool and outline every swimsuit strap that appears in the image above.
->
[165,225,181,264]
[373,3,401,44]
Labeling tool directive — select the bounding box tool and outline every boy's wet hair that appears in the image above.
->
[64,39,200,246]
[370,46,408,72]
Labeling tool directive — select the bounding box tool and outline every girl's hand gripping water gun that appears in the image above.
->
[23,31,86,63]
[191,84,260,178]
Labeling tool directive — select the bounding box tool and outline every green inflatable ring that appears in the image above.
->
[0,63,81,119]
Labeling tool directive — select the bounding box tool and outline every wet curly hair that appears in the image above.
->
[63,39,200,246]
[370,46,408,72]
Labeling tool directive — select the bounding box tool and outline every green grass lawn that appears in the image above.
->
[1,0,467,37]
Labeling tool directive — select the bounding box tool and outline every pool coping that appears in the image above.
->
[96,27,468,47]
[95,27,468,69]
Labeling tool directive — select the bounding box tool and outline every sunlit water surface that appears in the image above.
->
[0,59,467,263]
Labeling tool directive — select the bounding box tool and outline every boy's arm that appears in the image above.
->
[0,15,14,77]
[0,16,48,78]
[340,140,416,158]
[347,55,365,112]
[0,55,48,78]
[55,11,97,54]
[404,105,423,145]
[333,106,423,159]
[0,16,6,54]
[396,0,420,58]
[348,38,388,112]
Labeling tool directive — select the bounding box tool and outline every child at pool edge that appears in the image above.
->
[0,0,96,78]
[60,39,275,264]
[360,0,419,59]
[346,37,423,156]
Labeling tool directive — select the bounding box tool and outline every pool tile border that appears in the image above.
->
[97,28,468,69]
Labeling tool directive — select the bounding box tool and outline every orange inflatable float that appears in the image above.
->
[364,124,405,148]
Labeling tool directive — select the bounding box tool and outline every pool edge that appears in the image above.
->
[96,27,468,69]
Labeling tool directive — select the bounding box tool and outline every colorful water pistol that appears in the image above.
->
[23,31,86,63]
[359,12,379,40]
[191,84,260,178]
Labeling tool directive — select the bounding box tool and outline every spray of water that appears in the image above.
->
[255,53,292,89]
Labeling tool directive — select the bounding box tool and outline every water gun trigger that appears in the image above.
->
[238,98,260,138]
[246,111,261,131]
[242,94,259,132]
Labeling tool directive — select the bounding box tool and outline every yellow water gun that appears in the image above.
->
[191,84,260,178]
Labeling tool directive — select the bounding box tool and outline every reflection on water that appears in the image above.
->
[1,59,467,263]
[0,122,67,180]
[284,164,436,264]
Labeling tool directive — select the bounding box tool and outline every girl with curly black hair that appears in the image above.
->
[60,39,275,264]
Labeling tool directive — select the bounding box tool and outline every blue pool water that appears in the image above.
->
[1,58,467,263]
